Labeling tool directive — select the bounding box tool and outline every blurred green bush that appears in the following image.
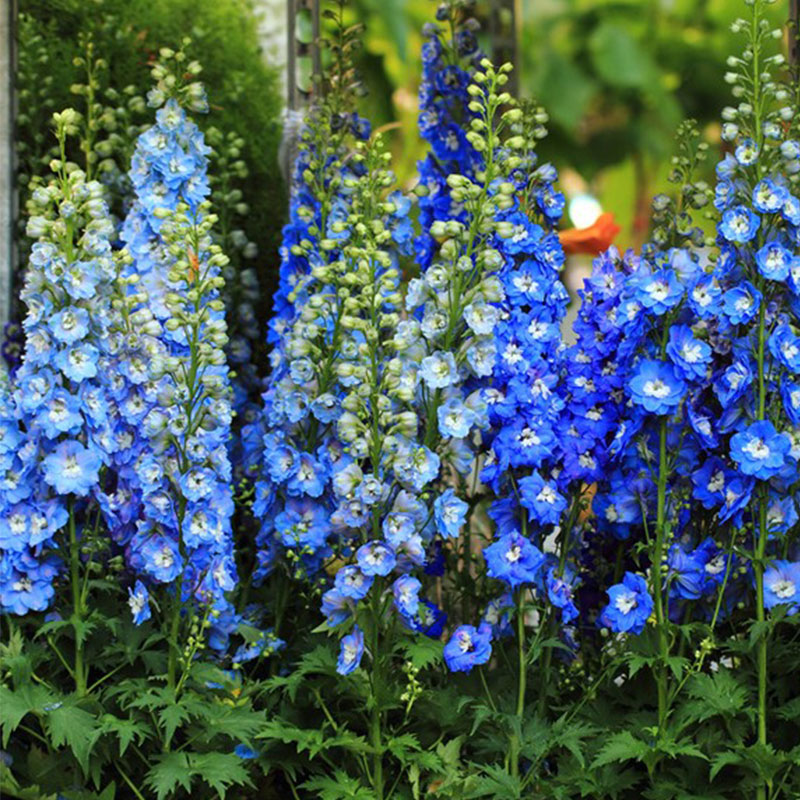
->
[16,0,285,310]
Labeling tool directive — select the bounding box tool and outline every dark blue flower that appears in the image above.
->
[443,623,492,673]
[600,572,653,635]
[484,531,545,589]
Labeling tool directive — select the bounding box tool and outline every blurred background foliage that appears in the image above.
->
[14,0,793,274]
[16,0,285,305]
[347,0,788,250]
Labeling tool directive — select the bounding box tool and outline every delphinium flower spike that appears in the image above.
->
[0,109,119,694]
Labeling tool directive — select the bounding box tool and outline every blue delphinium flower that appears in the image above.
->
[336,625,365,675]
[433,489,468,539]
[392,574,422,617]
[443,623,493,673]
[0,110,118,617]
[127,579,152,625]
[628,359,686,415]
[484,531,545,589]
[729,421,791,480]
[719,205,760,243]
[600,572,654,635]
[763,561,800,613]
[110,59,242,652]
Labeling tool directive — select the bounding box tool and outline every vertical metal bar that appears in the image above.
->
[489,0,519,97]
[0,0,15,330]
[282,0,321,186]
[287,0,297,109]
[310,0,321,94]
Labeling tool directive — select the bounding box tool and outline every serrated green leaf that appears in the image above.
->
[402,637,443,670]
[45,704,102,775]
[189,752,253,798]
[462,764,521,799]
[158,700,192,749]
[0,684,57,746]
[146,752,193,800]
[100,714,149,757]
[709,750,744,781]
[301,770,373,799]
[685,670,749,723]
[592,730,650,769]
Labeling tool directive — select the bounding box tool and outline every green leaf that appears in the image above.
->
[146,753,193,800]
[588,22,657,89]
[45,704,102,775]
[158,699,192,749]
[532,52,595,132]
[592,730,650,769]
[0,685,55,745]
[100,714,149,757]
[709,750,744,781]
[189,752,253,797]
[403,637,443,670]
[685,670,749,723]
[462,764,521,799]
[301,770,373,799]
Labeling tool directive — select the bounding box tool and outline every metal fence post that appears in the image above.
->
[283,0,321,183]
[489,0,519,97]
[0,0,15,331]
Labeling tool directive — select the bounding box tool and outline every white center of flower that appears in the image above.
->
[9,513,26,534]
[342,641,358,664]
[13,578,33,593]
[605,504,619,522]
[642,379,670,399]
[528,321,547,339]
[734,295,752,312]
[513,274,538,294]
[771,579,796,599]
[693,287,711,307]
[730,214,749,234]
[129,593,146,615]
[742,438,770,460]
[681,343,703,363]
[63,455,82,478]
[646,280,669,301]
[505,545,522,563]
[705,555,725,575]
[615,592,638,615]
[155,547,174,569]
[504,343,523,365]
[708,470,725,493]
[781,342,799,361]
[519,428,540,447]
[537,486,557,505]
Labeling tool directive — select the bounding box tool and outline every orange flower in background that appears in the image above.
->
[558,212,621,256]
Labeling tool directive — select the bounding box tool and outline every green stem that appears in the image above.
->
[509,588,526,780]
[68,499,86,697]
[652,418,670,739]
[370,589,384,799]
[754,283,770,800]
[166,591,182,691]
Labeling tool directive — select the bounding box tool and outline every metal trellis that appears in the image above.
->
[0,0,15,333]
